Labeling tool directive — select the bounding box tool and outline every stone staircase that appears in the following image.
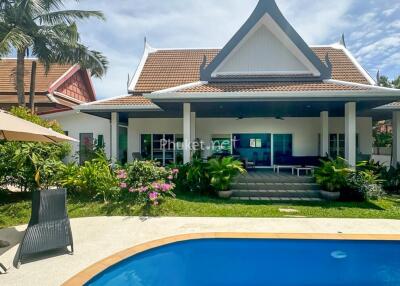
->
[231,171,323,202]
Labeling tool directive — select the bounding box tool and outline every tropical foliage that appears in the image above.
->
[173,159,210,194]
[0,0,108,106]
[60,151,119,203]
[314,157,352,193]
[173,157,245,194]
[381,163,400,194]
[0,107,70,191]
[207,157,246,192]
[347,170,385,200]
[314,158,386,201]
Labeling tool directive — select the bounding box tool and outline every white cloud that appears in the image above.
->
[65,0,399,98]
[383,4,400,16]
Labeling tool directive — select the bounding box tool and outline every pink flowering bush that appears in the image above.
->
[117,161,177,205]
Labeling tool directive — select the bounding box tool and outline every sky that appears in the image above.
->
[65,0,400,99]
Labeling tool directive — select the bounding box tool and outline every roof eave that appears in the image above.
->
[145,90,400,102]
[75,104,161,112]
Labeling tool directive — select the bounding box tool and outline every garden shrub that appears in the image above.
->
[0,107,70,191]
[61,151,119,203]
[381,163,400,194]
[314,157,385,201]
[314,157,353,193]
[207,157,246,192]
[347,170,385,200]
[117,160,177,205]
[173,159,210,194]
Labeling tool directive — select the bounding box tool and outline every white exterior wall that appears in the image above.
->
[127,117,372,162]
[42,112,111,162]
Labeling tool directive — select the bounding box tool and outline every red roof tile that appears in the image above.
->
[133,47,371,94]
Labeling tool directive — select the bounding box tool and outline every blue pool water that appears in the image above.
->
[86,239,400,286]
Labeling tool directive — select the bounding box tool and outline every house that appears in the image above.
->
[70,0,400,167]
[0,59,96,114]
[0,59,111,162]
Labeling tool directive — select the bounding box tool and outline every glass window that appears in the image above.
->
[338,134,345,158]
[97,134,104,148]
[233,134,271,166]
[329,134,338,158]
[118,127,128,164]
[140,134,152,160]
[175,134,183,164]
[329,134,360,158]
[212,137,232,154]
[273,134,293,165]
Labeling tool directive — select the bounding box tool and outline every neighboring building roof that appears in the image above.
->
[0,58,96,114]
[0,59,72,94]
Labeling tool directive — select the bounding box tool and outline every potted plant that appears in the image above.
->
[314,157,353,201]
[207,157,246,198]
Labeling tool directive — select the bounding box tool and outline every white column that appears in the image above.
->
[320,111,329,157]
[392,111,400,166]
[111,112,119,163]
[183,103,191,164]
[345,102,356,167]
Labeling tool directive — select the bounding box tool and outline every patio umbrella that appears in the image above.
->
[0,109,78,143]
[0,109,77,259]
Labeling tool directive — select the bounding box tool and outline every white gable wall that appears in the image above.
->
[213,15,320,77]
[42,112,111,163]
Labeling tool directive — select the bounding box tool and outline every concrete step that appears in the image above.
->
[231,197,324,202]
[234,175,314,184]
[231,182,320,191]
[232,189,322,198]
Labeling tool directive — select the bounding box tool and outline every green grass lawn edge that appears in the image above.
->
[1,192,399,229]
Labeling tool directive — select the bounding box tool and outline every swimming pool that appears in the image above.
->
[86,237,400,286]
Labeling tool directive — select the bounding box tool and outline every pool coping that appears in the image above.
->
[62,232,400,286]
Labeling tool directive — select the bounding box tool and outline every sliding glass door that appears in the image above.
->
[232,133,272,166]
[273,134,293,165]
[140,134,179,165]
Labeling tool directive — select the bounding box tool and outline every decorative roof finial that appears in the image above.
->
[324,53,332,78]
[376,69,380,86]
[199,55,208,78]
[339,33,346,47]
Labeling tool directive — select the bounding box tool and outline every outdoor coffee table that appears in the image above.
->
[295,167,313,176]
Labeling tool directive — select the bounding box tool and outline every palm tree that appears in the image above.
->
[0,0,108,107]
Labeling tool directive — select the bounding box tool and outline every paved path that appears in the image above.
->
[1,216,400,286]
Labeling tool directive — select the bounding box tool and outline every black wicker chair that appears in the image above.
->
[16,189,73,268]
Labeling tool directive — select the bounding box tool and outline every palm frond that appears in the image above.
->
[35,10,105,25]
[0,27,32,56]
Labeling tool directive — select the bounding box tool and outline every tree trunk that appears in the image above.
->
[16,49,26,107]
[29,61,37,114]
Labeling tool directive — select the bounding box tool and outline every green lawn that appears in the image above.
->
[1,191,400,229]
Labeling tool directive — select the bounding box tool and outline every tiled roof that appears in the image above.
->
[133,46,371,94]
[134,49,219,93]
[0,59,73,94]
[312,47,370,85]
[0,94,52,104]
[91,95,156,106]
[180,81,368,93]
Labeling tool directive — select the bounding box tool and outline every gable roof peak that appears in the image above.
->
[200,0,331,82]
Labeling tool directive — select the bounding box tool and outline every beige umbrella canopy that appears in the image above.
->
[0,109,78,143]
